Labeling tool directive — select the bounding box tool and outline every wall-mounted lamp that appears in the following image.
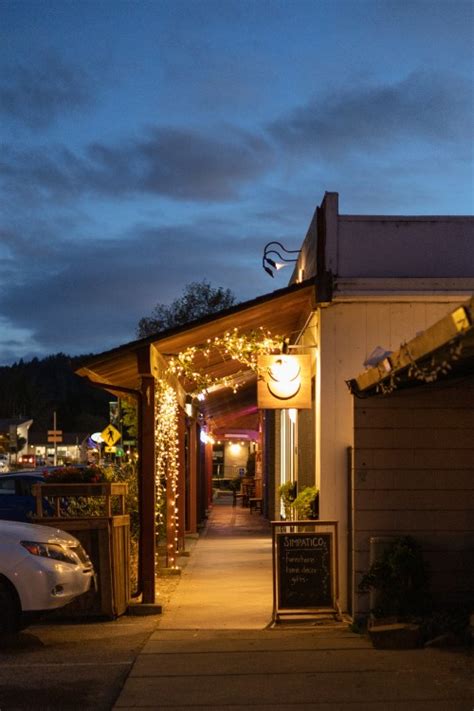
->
[262,241,300,278]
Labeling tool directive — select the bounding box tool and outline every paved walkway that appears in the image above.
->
[114,497,474,710]
[158,494,274,630]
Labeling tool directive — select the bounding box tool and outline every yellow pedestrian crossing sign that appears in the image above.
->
[101,424,121,447]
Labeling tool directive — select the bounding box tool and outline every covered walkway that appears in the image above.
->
[114,502,474,710]
[159,495,273,630]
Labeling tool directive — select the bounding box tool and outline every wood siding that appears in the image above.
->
[352,378,474,619]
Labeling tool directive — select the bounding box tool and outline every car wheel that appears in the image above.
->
[0,580,20,633]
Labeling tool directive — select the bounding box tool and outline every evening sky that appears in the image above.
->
[1,0,473,364]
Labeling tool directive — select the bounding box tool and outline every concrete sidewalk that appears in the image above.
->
[158,494,274,630]
[114,498,473,710]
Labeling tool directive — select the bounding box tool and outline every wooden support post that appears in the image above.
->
[138,373,156,604]
[205,441,213,508]
[188,420,198,534]
[177,407,186,551]
[166,487,176,567]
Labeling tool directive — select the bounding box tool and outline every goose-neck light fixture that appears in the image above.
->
[262,241,300,277]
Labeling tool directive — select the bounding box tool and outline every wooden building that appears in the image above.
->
[347,299,474,620]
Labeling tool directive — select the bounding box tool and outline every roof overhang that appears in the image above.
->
[347,297,474,397]
[76,279,315,429]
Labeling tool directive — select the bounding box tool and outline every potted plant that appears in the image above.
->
[291,486,319,520]
[358,535,431,621]
[278,481,297,520]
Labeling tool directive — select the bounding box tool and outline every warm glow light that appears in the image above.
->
[155,379,180,568]
[166,327,282,395]
[269,356,300,383]
[200,431,215,445]
[229,442,241,455]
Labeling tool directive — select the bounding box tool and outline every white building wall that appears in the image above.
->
[316,297,470,611]
[288,190,474,612]
[293,192,474,285]
[337,216,474,278]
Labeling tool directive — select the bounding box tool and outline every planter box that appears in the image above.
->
[369,623,421,649]
[33,481,127,517]
[33,482,130,618]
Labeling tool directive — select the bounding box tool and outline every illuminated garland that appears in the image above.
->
[154,379,180,568]
[154,329,282,567]
[167,327,282,395]
[376,339,464,395]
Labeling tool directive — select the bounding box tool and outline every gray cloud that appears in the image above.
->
[0,215,268,360]
[269,71,473,159]
[2,70,470,210]
[1,126,272,203]
[0,53,96,128]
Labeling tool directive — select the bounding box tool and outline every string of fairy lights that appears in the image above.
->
[167,327,282,396]
[376,339,464,395]
[153,327,282,568]
[154,379,180,568]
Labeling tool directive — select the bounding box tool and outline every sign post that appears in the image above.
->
[48,412,63,466]
[271,520,341,623]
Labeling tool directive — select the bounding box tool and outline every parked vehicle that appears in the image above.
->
[0,454,9,473]
[0,470,90,522]
[0,519,95,632]
[18,454,37,467]
[0,471,46,522]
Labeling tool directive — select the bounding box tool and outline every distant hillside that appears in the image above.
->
[0,354,111,433]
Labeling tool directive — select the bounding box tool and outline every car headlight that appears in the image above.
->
[21,540,80,565]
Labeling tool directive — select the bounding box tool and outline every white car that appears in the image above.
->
[0,454,9,472]
[0,520,95,633]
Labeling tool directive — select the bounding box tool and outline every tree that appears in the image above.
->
[137,280,237,337]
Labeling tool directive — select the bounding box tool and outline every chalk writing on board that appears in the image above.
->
[277,532,332,609]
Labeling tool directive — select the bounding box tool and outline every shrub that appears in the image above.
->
[291,486,319,520]
[358,535,431,619]
[42,465,111,483]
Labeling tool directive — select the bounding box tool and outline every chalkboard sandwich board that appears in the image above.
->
[277,531,333,609]
[273,522,338,619]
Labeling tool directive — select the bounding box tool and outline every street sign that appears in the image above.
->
[48,429,63,443]
[104,446,116,453]
[101,424,121,447]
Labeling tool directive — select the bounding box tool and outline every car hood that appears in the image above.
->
[0,519,79,545]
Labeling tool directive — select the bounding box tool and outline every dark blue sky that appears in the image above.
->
[1,0,473,364]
